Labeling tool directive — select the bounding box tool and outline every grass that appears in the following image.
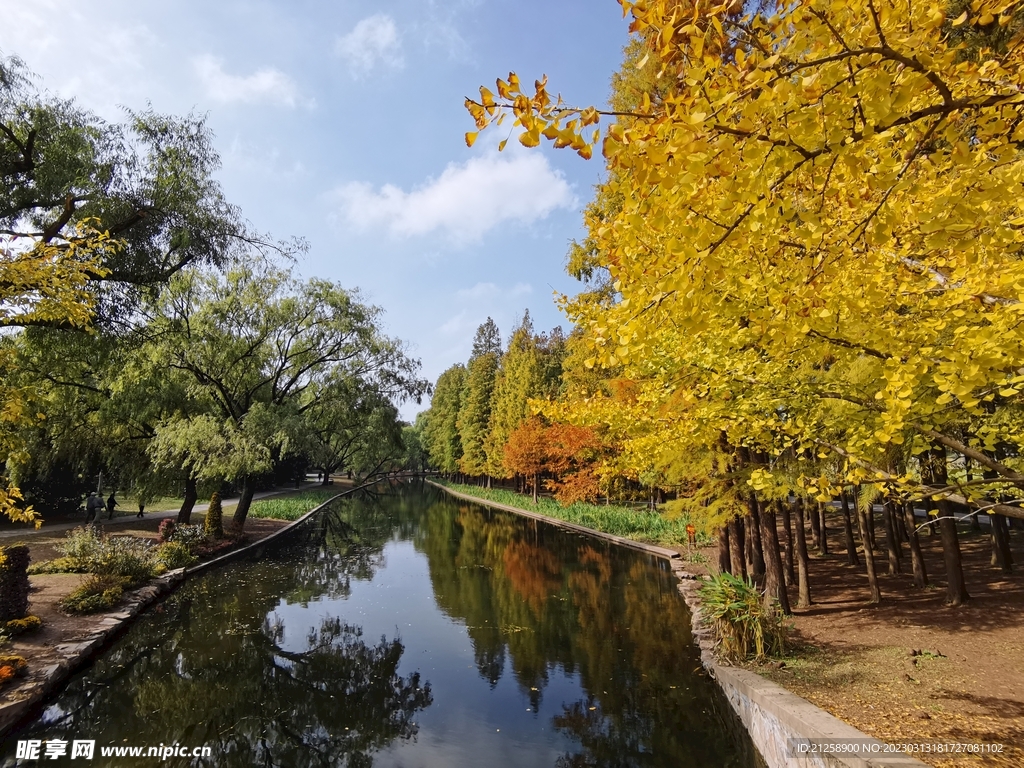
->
[247,489,341,521]
[435,481,706,546]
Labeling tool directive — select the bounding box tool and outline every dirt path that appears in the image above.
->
[735,523,1024,768]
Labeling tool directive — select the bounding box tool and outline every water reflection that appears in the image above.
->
[6,482,757,768]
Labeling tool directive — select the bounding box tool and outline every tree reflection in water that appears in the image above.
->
[12,481,755,768]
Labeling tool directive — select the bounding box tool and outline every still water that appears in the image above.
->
[5,482,760,767]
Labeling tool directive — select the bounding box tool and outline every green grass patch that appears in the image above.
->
[247,489,340,521]
[436,481,704,546]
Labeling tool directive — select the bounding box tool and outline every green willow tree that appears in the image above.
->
[423,364,466,475]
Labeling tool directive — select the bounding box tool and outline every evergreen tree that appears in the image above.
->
[423,365,466,474]
[485,311,543,478]
[458,351,499,478]
[470,317,502,360]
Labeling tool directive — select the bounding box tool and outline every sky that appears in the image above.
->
[0,0,631,420]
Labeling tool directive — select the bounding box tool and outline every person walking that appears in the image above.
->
[85,492,103,524]
[106,492,119,520]
[137,500,145,518]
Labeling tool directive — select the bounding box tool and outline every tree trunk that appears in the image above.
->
[718,526,731,575]
[928,448,969,606]
[728,516,747,582]
[532,473,539,504]
[856,501,881,605]
[817,502,829,556]
[231,477,257,531]
[882,500,902,576]
[902,502,929,588]
[794,499,812,608]
[763,501,791,615]
[746,495,766,585]
[991,513,1013,574]
[840,490,859,566]
[177,475,198,524]
[809,498,821,551]
[782,500,795,586]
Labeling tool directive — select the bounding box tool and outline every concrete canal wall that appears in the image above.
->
[431,481,929,768]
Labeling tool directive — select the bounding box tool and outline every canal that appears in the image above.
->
[5,481,761,767]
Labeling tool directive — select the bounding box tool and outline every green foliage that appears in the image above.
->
[1,615,41,638]
[55,526,156,584]
[169,524,207,551]
[155,541,198,570]
[458,351,499,476]
[204,492,223,538]
[698,573,788,662]
[27,557,87,575]
[0,545,30,622]
[438,481,701,546]
[58,574,132,615]
[423,364,466,473]
[247,489,339,521]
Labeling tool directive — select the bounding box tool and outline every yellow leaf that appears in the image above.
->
[465,132,478,148]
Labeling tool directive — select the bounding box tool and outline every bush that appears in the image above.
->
[157,519,176,542]
[56,527,104,571]
[0,545,30,623]
[27,557,88,575]
[58,575,132,615]
[56,527,157,585]
[155,541,198,570]
[698,572,788,662]
[170,524,206,551]
[0,654,27,689]
[1,615,41,639]
[204,492,223,539]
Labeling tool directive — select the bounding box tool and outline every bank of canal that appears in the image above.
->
[2,481,759,767]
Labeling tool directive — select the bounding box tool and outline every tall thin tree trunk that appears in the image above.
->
[782,500,795,586]
[718,526,731,575]
[809,499,821,551]
[882,499,902,575]
[991,513,1013,574]
[817,502,829,556]
[177,475,198,524]
[231,476,257,531]
[928,448,969,606]
[763,501,791,615]
[902,502,928,588]
[840,490,859,566]
[746,495,766,586]
[856,501,881,605]
[729,516,747,581]
[794,499,812,608]
[532,473,539,504]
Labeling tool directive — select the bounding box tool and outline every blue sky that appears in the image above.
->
[0,0,630,419]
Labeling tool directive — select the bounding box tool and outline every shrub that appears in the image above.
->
[698,572,788,662]
[27,557,88,575]
[55,528,157,584]
[0,545,31,623]
[157,519,176,542]
[155,541,198,570]
[204,492,223,539]
[0,654,27,689]
[56,526,104,571]
[96,536,156,584]
[58,575,132,615]
[1,615,41,639]
[170,524,206,551]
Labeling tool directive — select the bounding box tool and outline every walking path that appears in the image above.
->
[0,487,308,540]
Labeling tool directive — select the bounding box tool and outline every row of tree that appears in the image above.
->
[1,53,425,529]
[446,0,1024,607]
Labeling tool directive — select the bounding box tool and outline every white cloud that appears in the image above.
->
[333,153,576,244]
[192,54,307,108]
[456,282,532,300]
[335,15,403,75]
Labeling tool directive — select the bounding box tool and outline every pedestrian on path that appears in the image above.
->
[85,492,103,524]
[106,492,119,520]
[137,500,145,518]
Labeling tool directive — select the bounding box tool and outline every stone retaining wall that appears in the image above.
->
[431,481,930,768]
